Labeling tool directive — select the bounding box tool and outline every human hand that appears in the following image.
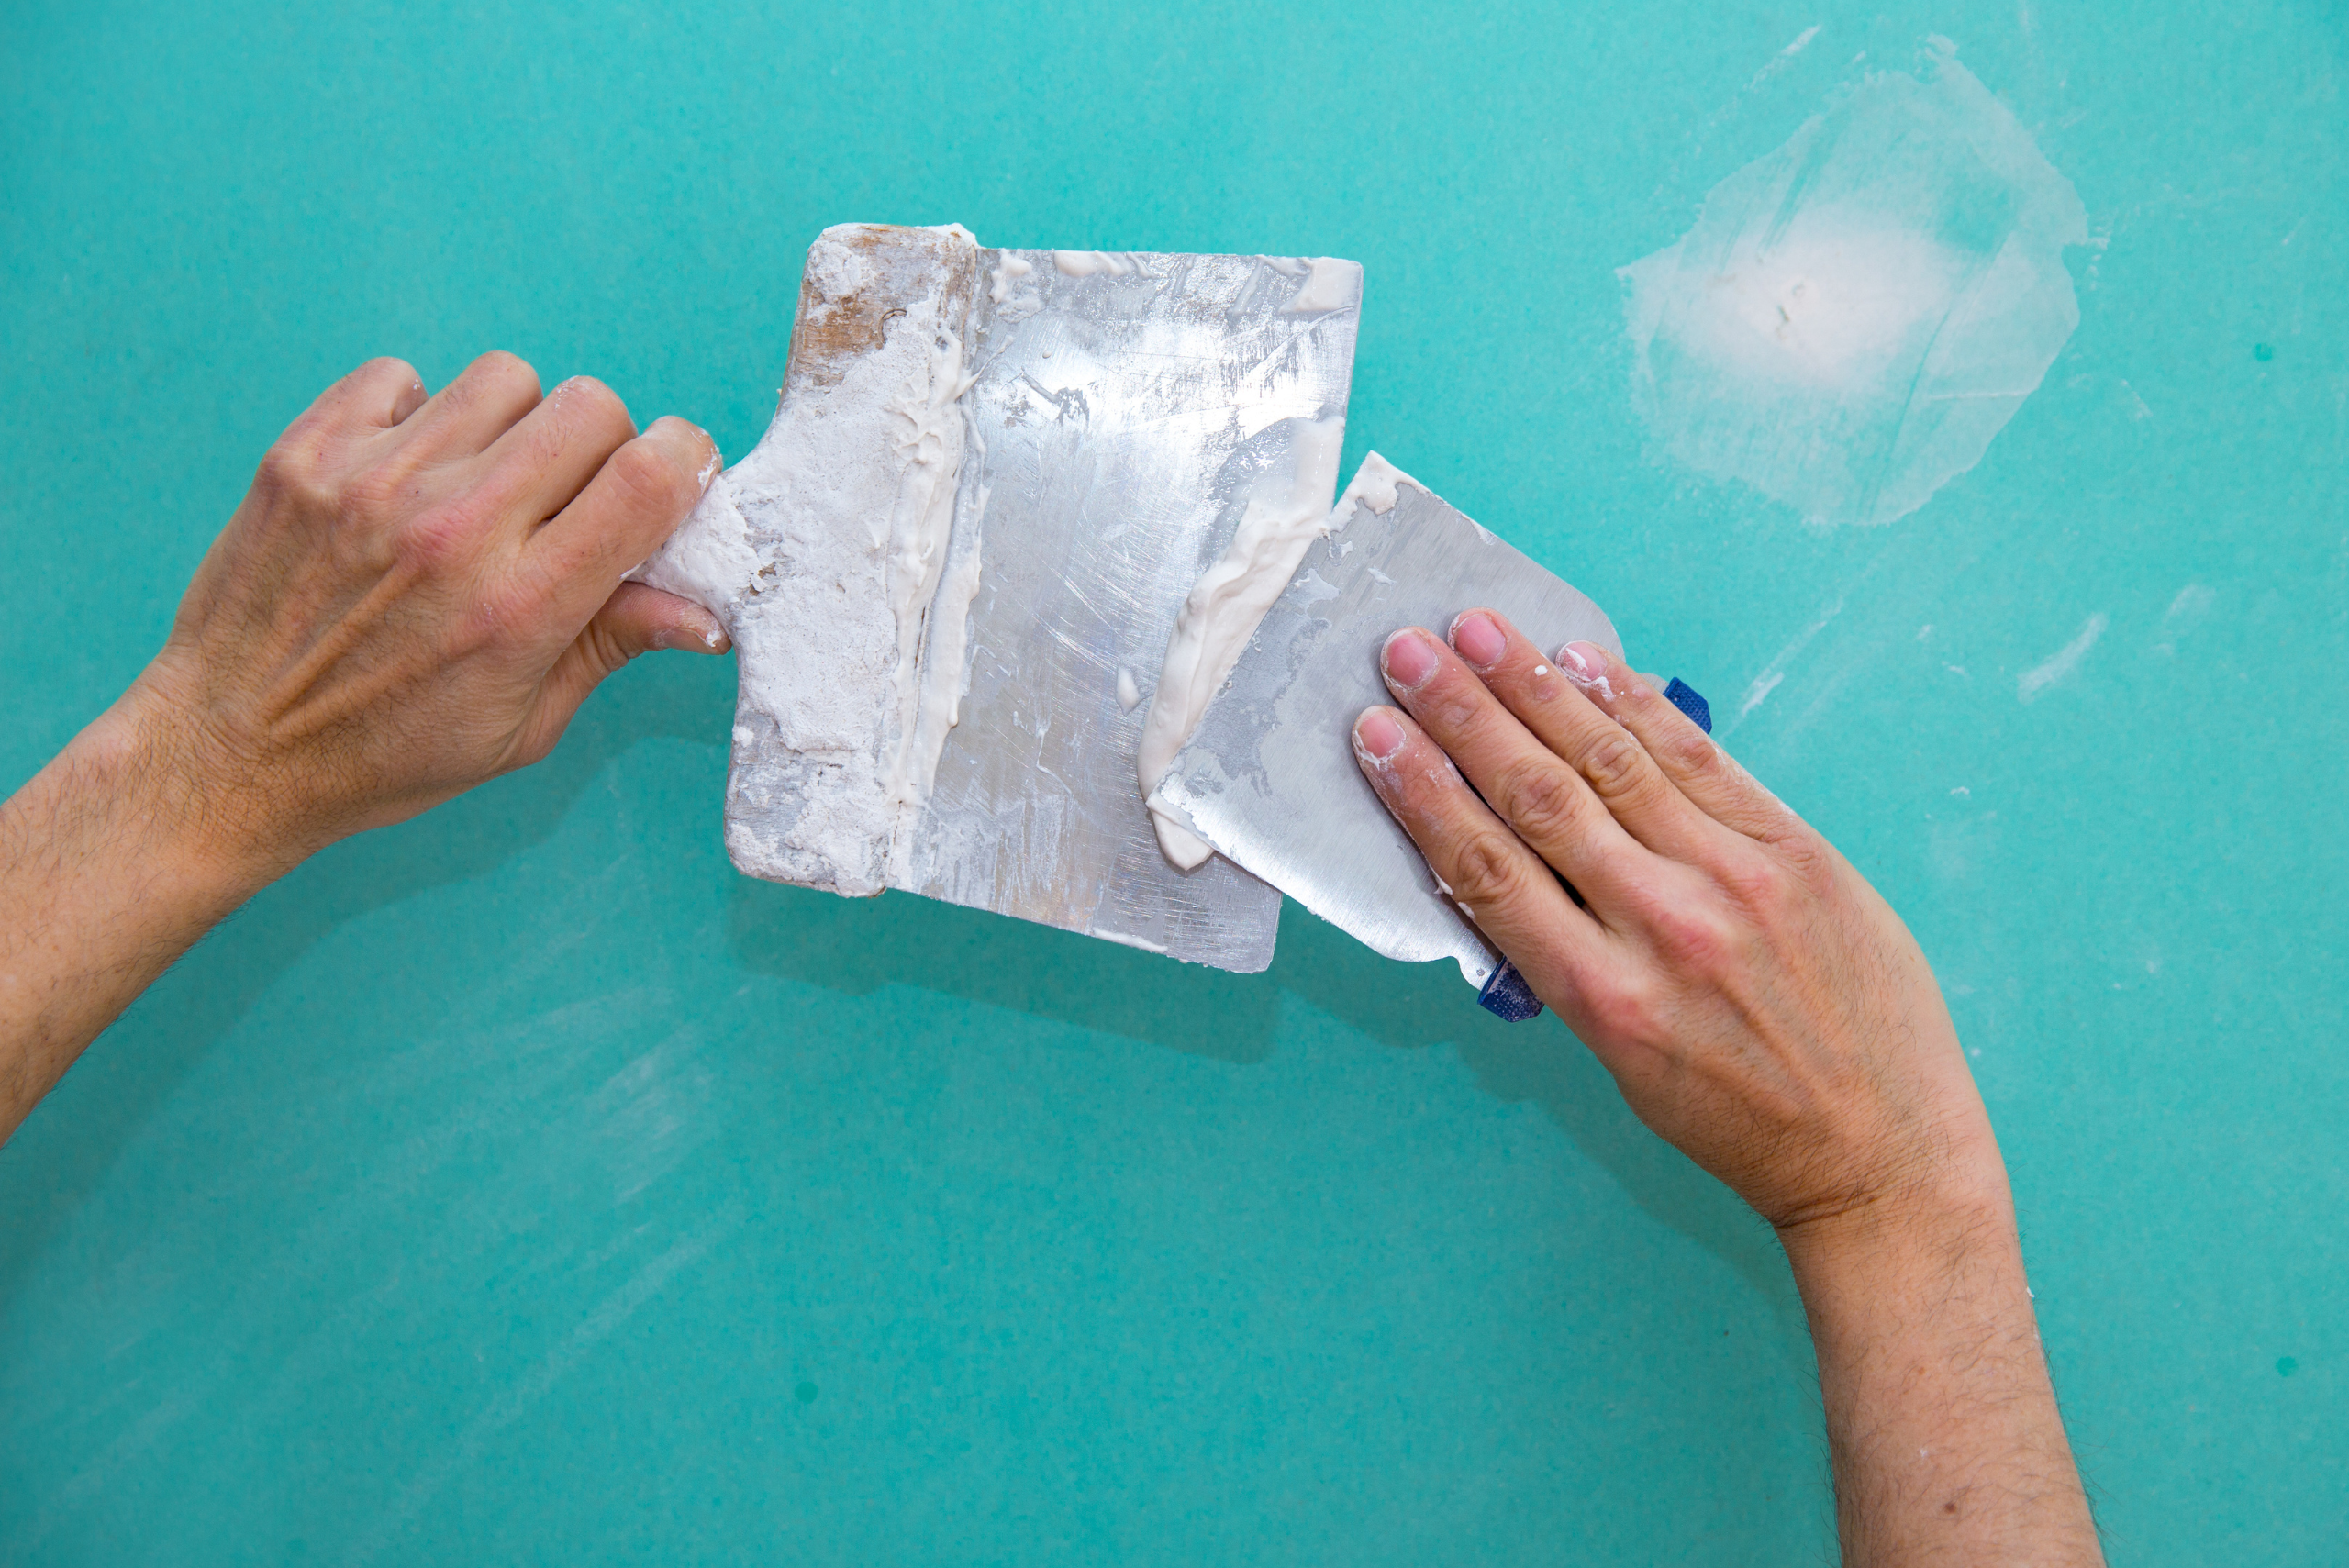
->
[1350,610,2004,1241]
[117,352,728,884]
[0,353,727,1144]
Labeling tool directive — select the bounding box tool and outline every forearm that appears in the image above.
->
[1782,1193,2102,1566]
[0,685,271,1143]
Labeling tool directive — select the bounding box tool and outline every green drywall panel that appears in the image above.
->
[3,1,2341,1561]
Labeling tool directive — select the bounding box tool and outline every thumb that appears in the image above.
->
[512,583,731,765]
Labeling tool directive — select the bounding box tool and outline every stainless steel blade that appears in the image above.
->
[1148,461,1621,987]
[639,226,1361,973]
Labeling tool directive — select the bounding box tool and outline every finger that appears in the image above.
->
[1448,608,1742,866]
[398,350,544,462]
[525,417,720,624]
[306,356,430,433]
[472,375,639,532]
[1352,705,1604,998]
[509,583,732,769]
[283,360,429,458]
[385,370,430,426]
[1555,640,1798,843]
[1379,625,1653,913]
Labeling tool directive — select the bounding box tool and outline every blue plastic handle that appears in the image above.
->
[1664,676,1713,734]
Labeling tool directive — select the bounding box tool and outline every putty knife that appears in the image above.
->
[637,224,1362,973]
[1148,458,1710,1017]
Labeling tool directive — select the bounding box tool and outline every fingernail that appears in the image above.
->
[1381,629,1440,692]
[1558,641,1616,698]
[1450,611,1507,671]
[1353,707,1407,763]
[651,417,721,492]
[655,607,729,653]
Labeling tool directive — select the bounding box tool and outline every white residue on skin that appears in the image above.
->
[1619,41,2087,526]
[1116,667,1141,713]
[2018,612,2107,703]
[1139,417,1348,868]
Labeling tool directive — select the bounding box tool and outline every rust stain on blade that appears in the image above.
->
[786,225,980,393]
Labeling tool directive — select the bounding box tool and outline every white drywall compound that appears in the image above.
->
[1620,40,2088,527]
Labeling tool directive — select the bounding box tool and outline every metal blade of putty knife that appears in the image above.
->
[1147,457,1623,994]
[635,224,1362,973]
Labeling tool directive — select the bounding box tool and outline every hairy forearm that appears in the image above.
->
[0,685,271,1143]
[1782,1194,2103,1566]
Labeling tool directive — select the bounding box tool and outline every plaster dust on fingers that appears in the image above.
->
[1618,39,2087,527]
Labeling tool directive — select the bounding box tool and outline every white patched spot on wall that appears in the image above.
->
[1620,39,2088,527]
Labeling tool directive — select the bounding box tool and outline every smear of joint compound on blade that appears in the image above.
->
[1619,39,2087,527]
[1139,417,1348,869]
[883,334,981,817]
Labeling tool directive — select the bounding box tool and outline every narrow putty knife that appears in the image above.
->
[636,224,1362,973]
[1148,459,1711,1018]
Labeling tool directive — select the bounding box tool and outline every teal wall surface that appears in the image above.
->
[3,2,2342,1562]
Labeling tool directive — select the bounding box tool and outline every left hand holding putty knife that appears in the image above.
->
[0,353,724,1146]
[1353,607,2103,1566]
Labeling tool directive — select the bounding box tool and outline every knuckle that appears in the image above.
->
[1419,680,1484,736]
[1664,725,1725,781]
[456,350,540,407]
[1774,828,1840,896]
[1648,901,1737,974]
[397,497,487,573]
[1493,757,1584,847]
[253,437,325,498]
[1577,725,1653,803]
[356,354,419,388]
[1582,974,1661,1045]
[562,373,630,426]
[1443,827,1526,909]
[604,438,694,517]
[1714,850,1794,917]
[478,349,538,385]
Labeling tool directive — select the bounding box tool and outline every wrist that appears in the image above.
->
[69,674,295,910]
[1776,1174,2021,1312]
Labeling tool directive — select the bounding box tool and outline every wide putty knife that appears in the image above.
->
[1149,459,1709,1015]
[637,224,1362,973]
